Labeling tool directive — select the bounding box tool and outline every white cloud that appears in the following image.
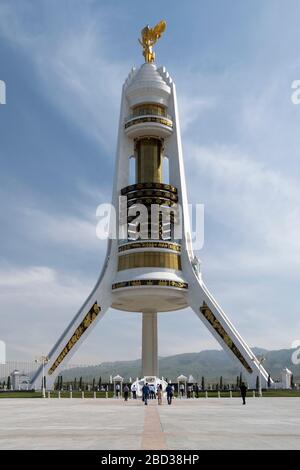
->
[0,1,129,148]
[0,265,93,357]
[21,207,102,252]
[36,32,127,148]
[178,95,216,133]
[186,143,300,271]
[0,266,55,288]
[0,265,91,310]
[0,263,140,364]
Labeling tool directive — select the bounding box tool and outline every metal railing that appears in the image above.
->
[125,111,173,123]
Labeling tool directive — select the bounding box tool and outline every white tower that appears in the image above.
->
[31,21,271,389]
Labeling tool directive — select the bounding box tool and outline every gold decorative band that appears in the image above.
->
[127,189,178,202]
[48,302,101,375]
[125,115,173,129]
[127,197,177,208]
[118,242,181,253]
[118,251,181,271]
[121,182,177,196]
[200,302,253,374]
[112,279,188,290]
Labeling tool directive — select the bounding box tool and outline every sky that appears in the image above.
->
[0,0,300,364]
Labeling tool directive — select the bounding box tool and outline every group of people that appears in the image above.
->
[179,383,200,398]
[116,382,174,405]
[142,383,174,406]
[116,381,249,405]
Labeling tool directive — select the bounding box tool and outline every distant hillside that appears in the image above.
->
[60,347,300,383]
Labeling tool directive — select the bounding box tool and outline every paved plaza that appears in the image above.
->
[0,397,300,450]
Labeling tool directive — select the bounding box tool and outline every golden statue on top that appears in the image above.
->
[139,20,166,63]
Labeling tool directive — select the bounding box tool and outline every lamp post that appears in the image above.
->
[35,356,49,398]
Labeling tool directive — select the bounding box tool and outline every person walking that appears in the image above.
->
[131,383,137,399]
[142,383,150,406]
[166,383,173,405]
[149,384,155,399]
[240,382,247,405]
[115,383,120,398]
[179,383,185,398]
[123,384,129,401]
[157,384,163,405]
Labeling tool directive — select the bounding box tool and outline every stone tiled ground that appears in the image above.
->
[0,397,299,450]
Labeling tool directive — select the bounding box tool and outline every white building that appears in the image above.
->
[11,370,30,390]
[281,368,293,389]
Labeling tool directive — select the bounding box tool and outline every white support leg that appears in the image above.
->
[31,274,112,390]
[142,311,158,377]
[185,268,271,387]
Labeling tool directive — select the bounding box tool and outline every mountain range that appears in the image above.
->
[60,347,300,383]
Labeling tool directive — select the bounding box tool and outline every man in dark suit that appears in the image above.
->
[142,383,150,405]
[240,382,247,405]
[166,383,173,405]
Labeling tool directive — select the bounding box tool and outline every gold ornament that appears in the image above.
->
[139,20,166,63]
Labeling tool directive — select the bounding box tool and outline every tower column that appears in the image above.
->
[142,311,158,377]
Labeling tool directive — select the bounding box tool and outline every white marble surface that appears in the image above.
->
[0,397,300,450]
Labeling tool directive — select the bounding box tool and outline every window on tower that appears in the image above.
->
[131,103,167,118]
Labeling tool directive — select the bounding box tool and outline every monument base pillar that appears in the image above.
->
[142,311,158,377]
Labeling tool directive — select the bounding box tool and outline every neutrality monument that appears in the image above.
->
[31,21,271,390]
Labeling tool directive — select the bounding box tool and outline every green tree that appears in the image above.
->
[92,378,95,391]
[220,376,223,390]
[256,375,259,391]
[98,376,102,389]
[267,374,271,388]
[7,376,11,390]
[74,378,77,390]
[201,376,205,390]
[79,376,82,391]
[56,376,60,390]
[291,374,294,389]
